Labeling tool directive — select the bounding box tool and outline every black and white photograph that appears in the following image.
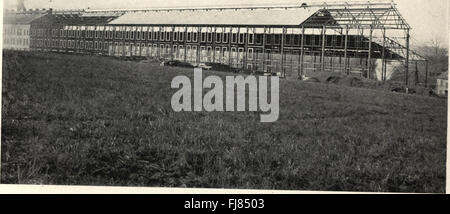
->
[0,0,448,194]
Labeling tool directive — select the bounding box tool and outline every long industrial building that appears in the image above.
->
[2,1,428,85]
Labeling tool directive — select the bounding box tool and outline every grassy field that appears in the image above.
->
[1,51,447,193]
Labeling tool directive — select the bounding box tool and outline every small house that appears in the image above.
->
[436,72,448,97]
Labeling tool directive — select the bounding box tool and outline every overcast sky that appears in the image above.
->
[3,0,449,47]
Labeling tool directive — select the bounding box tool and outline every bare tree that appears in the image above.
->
[428,35,448,57]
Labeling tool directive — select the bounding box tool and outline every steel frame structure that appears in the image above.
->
[297,1,427,86]
[85,1,428,86]
[6,1,427,86]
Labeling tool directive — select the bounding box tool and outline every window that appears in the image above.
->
[216,33,221,43]
[179,32,184,41]
[166,32,170,41]
[166,44,170,54]
[274,34,280,45]
[314,35,320,46]
[201,32,206,42]
[160,31,165,41]
[327,35,333,47]
[173,31,178,41]
[294,35,300,46]
[207,32,212,43]
[215,47,220,56]
[239,33,244,44]
[336,36,343,47]
[255,34,263,44]
[248,33,254,44]
[223,33,228,43]
[148,30,152,40]
[173,45,178,55]
[80,41,84,49]
[305,35,311,46]
[207,46,212,59]
[193,32,198,42]
[131,31,134,40]
[285,35,292,45]
[248,48,254,60]
[192,46,197,58]
[160,44,165,55]
[137,31,140,40]
[232,33,237,43]
[126,31,130,39]
[187,32,192,42]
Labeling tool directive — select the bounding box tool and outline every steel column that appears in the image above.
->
[367,27,373,79]
[405,29,410,86]
[344,26,349,75]
[321,25,326,72]
[300,26,305,78]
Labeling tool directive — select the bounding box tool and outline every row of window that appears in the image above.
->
[4,27,29,36]
[28,36,369,52]
[29,38,255,59]
[31,39,109,51]
[29,28,368,48]
[3,37,29,46]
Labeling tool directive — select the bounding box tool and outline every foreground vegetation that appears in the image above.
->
[1,51,447,192]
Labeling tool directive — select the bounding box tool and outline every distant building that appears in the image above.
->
[436,72,448,97]
[3,11,47,51]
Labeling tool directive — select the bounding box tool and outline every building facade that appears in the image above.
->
[2,2,428,83]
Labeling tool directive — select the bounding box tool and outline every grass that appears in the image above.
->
[1,51,447,192]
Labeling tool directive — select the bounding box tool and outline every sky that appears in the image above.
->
[3,0,449,47]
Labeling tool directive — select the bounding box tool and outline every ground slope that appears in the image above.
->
[1,51,447,193]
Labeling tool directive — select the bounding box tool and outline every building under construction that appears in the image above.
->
[2,1,428,86]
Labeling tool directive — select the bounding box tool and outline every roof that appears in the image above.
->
[3,12,47,25]
[437,72,448,80]
[108,8,317,26]
[31,13,120,26]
